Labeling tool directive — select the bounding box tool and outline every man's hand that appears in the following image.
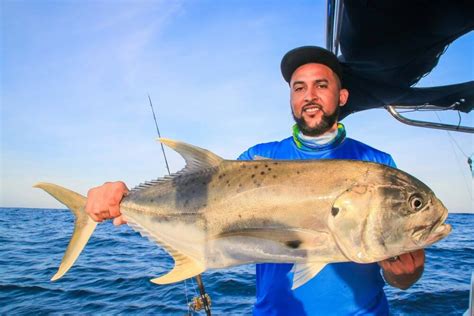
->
[85,181,129,226]
[378,249,425,290]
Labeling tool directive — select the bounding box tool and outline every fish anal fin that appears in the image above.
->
[291,262,327,289]
[125,214,205,285]
[150,255,204,285]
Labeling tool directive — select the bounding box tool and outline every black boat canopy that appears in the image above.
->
[336,0,474,120]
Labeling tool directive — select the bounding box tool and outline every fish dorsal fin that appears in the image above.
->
[158,138,224,172]
[150,254,204,285]
[291,262,327,289]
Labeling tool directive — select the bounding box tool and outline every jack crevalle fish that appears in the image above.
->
[35,138,451,289]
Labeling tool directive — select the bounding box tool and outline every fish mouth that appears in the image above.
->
[424,223,452,245]
[412,211,451,246]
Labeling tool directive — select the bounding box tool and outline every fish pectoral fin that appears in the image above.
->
[150,255,204,285]
[291,262,327,290]
[214,228,330,251]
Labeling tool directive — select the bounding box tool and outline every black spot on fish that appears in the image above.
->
[238,183,242,187]
[265,164,268,168]
[238,214,242,218]
[331,207,339,217]
[260,171,265,175]
[267,168,272,171]
[296,171,300,175]
[286,240,302,249]
[251,174,255,178]
[273,175,277,179]
[254,165,258,169]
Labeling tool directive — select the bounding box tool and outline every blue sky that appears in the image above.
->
[1,1,472,212]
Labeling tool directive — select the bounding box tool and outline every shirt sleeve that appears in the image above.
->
[237,147,255,161]
[386,154,397,168]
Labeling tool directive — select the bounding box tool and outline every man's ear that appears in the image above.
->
[339,89,349,107]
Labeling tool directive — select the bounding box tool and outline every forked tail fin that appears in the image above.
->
[33,182,97,281]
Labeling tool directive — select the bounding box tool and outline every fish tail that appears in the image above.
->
[33,182,97,281]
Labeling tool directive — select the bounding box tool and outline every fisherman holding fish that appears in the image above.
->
[85,46,426,315]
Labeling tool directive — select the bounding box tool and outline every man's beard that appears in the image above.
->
[292,105,339,136]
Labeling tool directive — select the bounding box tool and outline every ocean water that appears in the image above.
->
[0,208,472,315]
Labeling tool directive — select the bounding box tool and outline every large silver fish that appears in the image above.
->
[35,138,451,289]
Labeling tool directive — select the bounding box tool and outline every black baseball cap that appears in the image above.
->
[280,46,343,83]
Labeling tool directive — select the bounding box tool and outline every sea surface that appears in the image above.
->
[0,208,472,315]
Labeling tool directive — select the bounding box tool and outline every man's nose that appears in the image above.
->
[304,87,319,102]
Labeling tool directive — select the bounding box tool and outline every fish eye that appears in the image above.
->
[409,194,424,211]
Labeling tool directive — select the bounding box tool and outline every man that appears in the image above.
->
[86,46,424,315]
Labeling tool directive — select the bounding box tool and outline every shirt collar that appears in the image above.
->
[292,123,346,151]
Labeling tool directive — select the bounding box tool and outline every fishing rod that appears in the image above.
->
[148,94,171,175]
[147,94,212,316]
